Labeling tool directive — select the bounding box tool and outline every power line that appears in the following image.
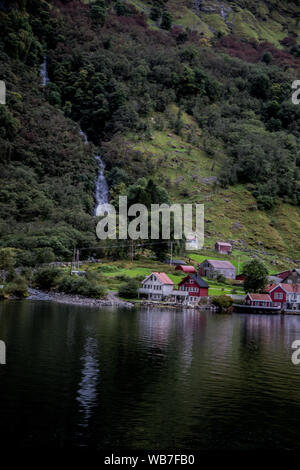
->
[79,239,181,251]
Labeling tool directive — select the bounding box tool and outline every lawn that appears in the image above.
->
[81,257,245,296]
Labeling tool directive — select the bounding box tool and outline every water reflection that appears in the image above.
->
[76,336,99,427]
[1,302,300,449]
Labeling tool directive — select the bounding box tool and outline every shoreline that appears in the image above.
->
[27,288,135,309]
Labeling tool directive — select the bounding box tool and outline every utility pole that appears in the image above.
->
[77,249,80,271]
[130,240,134,262]
[70,247,76,274]
[170,241,173,265]
[238,256,240,275]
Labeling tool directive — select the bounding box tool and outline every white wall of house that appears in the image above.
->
[140,274,174,299]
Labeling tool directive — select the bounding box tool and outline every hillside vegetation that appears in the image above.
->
[0,0,299,265]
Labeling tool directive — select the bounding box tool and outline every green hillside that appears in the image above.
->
[124,0,300,48]
[0,0,300,267]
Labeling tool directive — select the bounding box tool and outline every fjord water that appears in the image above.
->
[1,301,300,450]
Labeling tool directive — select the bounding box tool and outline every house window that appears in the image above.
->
[274,292,283,300]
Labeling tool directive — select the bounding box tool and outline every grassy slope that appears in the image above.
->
[125,105,300,262]
[83,0,300,263]
[81,258,246,297]
[126,0,300,48]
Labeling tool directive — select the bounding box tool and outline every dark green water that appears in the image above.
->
[1,300,300,450]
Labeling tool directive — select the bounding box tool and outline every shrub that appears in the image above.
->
[57,275,105,298]
[211,295,234,313]
[97,265,119,273]
[216,273,226,283]
[118,279,139,299]
[1,276,28,299]
[33,266,62,290]
[161,11,172,30]
[115,274,131,282]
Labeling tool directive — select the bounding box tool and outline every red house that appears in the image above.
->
[265,284,287,307]
[245,293,272,307]
[175,265,196,274]
[215,241,232,254]
[178,274,209,302]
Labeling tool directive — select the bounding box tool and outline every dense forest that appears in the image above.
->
[0,0,300,263]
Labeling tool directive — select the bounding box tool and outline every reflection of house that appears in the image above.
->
[178,274,209,303]
[245,293,272,307]
[198,259,236,280]
[215,241,232,254]
[266,283,300,309]
[139,272,188,303]
[175,265,196,274]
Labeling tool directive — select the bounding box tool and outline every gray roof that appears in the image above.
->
[191,274,209,288]
[206,259,235,270]
[164,259,187,265]
[268,275,281,284]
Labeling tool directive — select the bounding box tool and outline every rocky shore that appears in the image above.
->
[27,288,134,309]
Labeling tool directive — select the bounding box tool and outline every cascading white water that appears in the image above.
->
[94,155,110,216]
[40,56,49,87]
[217,0,227,20]
[80,130,110,216]
[40,58,109,216]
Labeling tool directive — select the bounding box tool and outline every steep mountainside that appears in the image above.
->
[0,0,300,263]
[133,0,300,48]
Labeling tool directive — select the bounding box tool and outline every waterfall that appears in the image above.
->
[40,58,110,216]
[80,130,110,215]
[217,0,227,20]
[94,155,110,216]
[40,56,49,87]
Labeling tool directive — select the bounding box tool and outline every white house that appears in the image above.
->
[185,234,198,251]
[139,272,188,303]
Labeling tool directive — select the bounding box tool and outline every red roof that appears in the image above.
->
[216,242,232,247]
[265,284,278,292]
[280,283,300,293]
[248,293,272,301]
[175,265,196,273]
[275,270,291,279]
[266,283,300,293]
[153,272,174,285]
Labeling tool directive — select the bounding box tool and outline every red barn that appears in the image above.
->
[175,265,196,274]
[178,274,209,302]
[215,241,232,254]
